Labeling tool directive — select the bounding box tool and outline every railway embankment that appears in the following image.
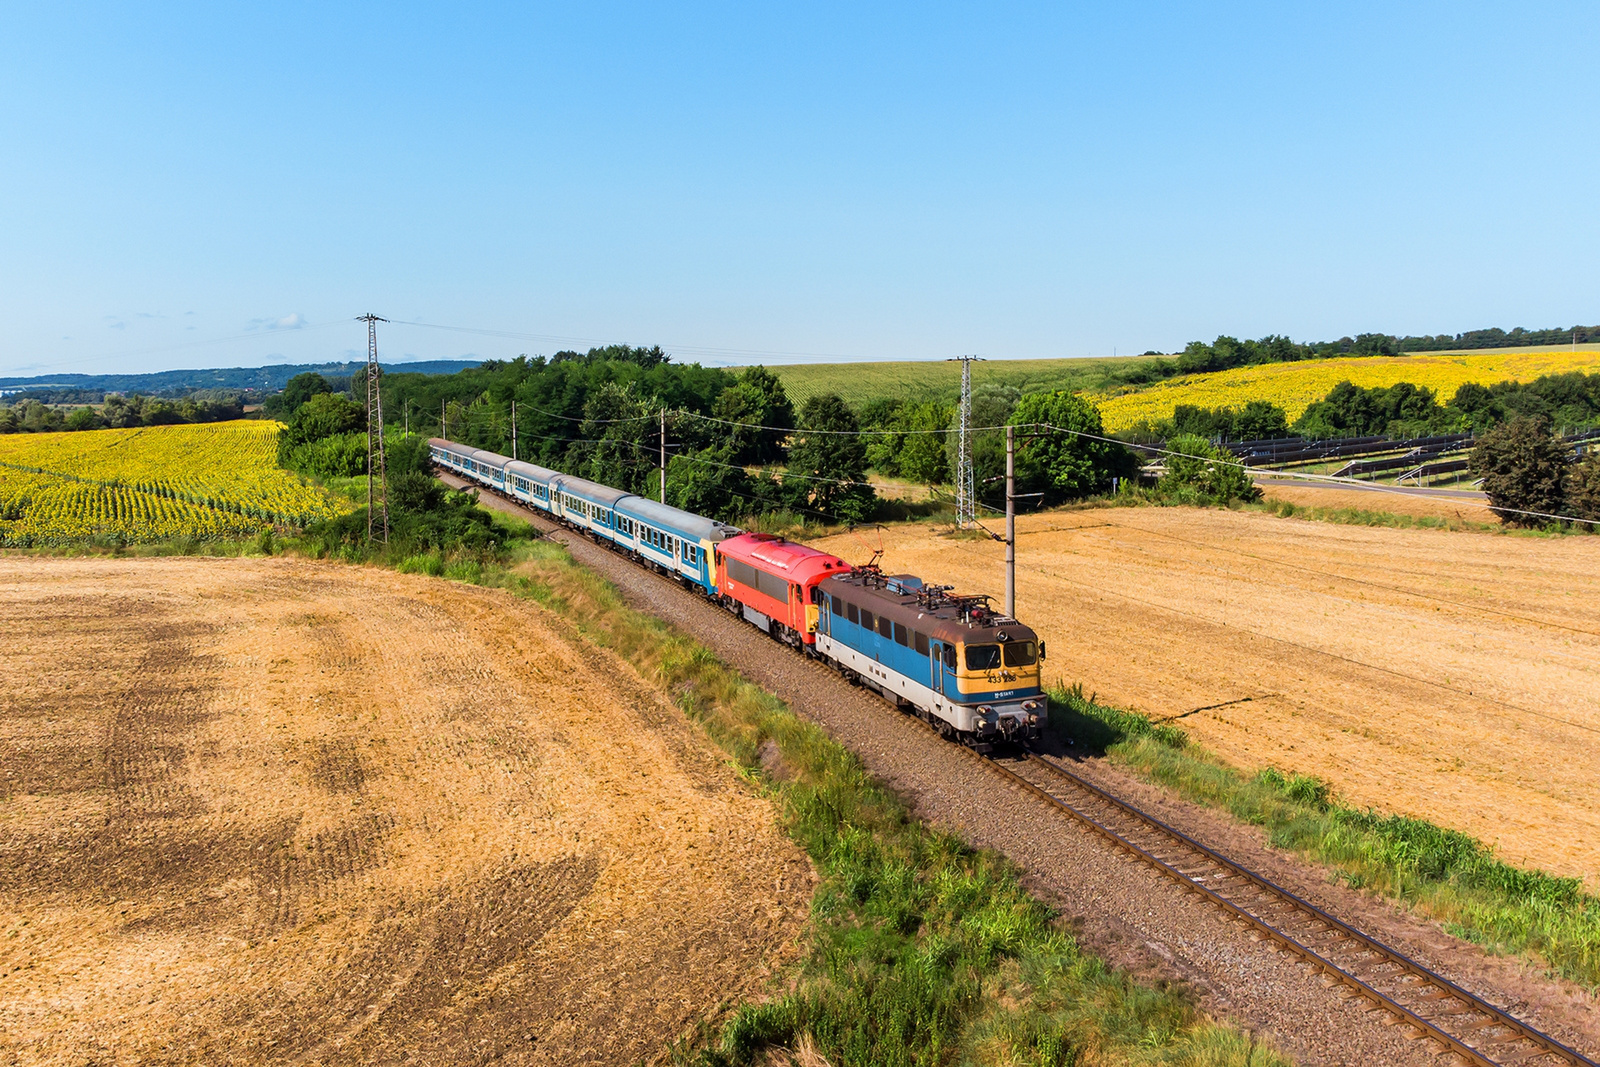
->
[450,474,1600,1064]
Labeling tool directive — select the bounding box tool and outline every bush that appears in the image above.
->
[1158,435,1261,503]
[285,432,367,478]
[1469,416,1568,526]
[1568,449,1600,522]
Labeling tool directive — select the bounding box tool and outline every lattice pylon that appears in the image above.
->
[359,314,390,543]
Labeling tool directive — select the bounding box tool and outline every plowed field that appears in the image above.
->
[812,512,1600,887]
[0,557,811,1065]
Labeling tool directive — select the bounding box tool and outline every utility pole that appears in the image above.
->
[442,398,447,439]
[404,401,409,437]
[1005,424,1015,619]
[948,355,984,528]
[659,408,667,503]
[357,314,390,544]
[511,399,517,461]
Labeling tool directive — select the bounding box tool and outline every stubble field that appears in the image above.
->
[0,557,811,1065]
[812,510,1600,887]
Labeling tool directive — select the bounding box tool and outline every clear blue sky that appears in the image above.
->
[3,2,1597,376]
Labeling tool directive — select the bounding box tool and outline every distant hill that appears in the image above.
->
[0,359,483,397]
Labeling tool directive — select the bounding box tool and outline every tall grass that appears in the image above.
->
[379,539,1285,1066]
[1050,685,1600,989]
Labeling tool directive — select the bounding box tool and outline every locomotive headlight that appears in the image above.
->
[977,705,993,716]
[1021,700,1040,712]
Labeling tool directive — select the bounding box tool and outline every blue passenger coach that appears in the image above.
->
[504,459,558,513]
[614,495,739,594]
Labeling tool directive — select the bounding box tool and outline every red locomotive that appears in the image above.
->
[714,532,851,646]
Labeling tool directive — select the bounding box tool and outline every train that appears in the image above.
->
[428,437,1046,749]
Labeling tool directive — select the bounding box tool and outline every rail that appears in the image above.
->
[962,748,1595,1067]
[439,465,1594,1067]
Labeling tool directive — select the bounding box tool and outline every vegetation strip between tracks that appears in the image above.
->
[980,750,1594,1067]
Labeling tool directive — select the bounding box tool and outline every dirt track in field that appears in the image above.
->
[1259,481,1493,522]
[0,557,811,1066]
[813,509,1600,887]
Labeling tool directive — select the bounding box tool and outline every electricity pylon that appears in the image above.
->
[358,314,390,543]
[949,355,984,528]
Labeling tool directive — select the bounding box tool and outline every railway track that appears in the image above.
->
[967,748,1594,1067]
[454,476,1595,1066]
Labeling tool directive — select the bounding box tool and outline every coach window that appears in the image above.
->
[893,622,909,647]
[859,609,874,633]
[964,644,1002,671]
[846,603,859,625]
[1003,641,1037,667]
[913,631,930,656]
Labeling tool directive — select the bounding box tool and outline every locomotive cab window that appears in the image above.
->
[964,644,1002,671]
[892,622,909,647]
[858,609,873,632]
[941,644,956,669]
[913,631,929,657]
[1003,641,1037,667]
[877,615,893,639]
[846,603,859,625]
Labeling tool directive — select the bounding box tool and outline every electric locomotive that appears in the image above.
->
[813,566,1044,750]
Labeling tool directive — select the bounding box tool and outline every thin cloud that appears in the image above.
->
[250,313,308,331]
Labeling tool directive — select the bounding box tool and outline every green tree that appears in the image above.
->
[1568,449,1600,522]
[279,392,365,465]
[1010,392,1137,504]
[266,372,333,417]
[667,445,752,523]
[64,406,103,431]
[787,393,874,522]
[569,381,659,495]
[898,399,953,485]
[1158,435,1261,502]
[1469,416,1568,527]
[710,366,793,465]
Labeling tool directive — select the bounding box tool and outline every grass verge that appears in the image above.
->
[1051,684,1600,991]
[361,536,1288,1066]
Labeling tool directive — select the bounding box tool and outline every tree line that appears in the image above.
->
[1120,371,1600,444]
[0,392,248,434]
[276,348,1143,527]
[1109,324,1600,389]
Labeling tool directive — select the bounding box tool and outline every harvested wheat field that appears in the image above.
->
[0,556,811,1065]
[813,512,1600,887]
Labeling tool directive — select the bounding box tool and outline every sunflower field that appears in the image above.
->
[1093,347,1600,433]
[0,421,350,546]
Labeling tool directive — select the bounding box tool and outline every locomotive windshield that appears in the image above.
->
[964,644,1002,670]
[1003,641,1037,667]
